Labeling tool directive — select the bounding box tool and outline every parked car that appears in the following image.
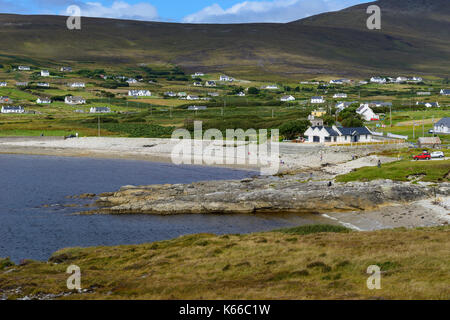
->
[428,129,434,134]
[413,152,431,160]
[430,151,445,158]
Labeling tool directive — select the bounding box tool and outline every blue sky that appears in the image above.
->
[0,0,370,23]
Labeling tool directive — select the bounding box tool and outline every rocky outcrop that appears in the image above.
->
[94,175,450,215]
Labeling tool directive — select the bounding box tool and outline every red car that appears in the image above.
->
[413,152,431,160]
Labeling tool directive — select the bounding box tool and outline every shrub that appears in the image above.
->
[275,224,350,235]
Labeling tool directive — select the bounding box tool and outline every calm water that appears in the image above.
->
[0,154,330,262]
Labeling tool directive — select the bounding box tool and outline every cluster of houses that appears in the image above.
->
[1,106,25,114]
[370,76,423,84]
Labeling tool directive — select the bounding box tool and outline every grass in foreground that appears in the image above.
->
[0,225,449,300]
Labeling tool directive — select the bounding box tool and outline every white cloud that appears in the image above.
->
[182,0,364,24]
[67,1,159,21]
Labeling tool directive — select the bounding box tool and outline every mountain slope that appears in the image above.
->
[0,0,448,78]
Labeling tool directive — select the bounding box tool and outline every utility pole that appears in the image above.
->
[97,115,100,137]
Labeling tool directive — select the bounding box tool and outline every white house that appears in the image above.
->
[90,107,111,113]
[370,77,386,84]
[335,101,358,112]
[193,82,202,87]
[128,90,151,97]
[359,81,368,85]
[208,92,219,97]
[187,106,207,111]
[1,106,24,114]
[330,79,351,85]
[205,80,216,87]
[220,75,233,82]
[36,97,51,104]
[357,104,380,121]
[18,66,30,71]
[164,91,177,97]
[416,101,440,108]
[186,95,199,100]
[65,96,86,105]
[333,93,347,98]
[69,82,85,88]
[417,92,431,96]
[60,67,72,72]
[264,85,278,90]
[408,76,423,83]
[310,96,325,104]
[177,92,187,97]
[41,70,50,77]
[440,89,450,96]
[126,78,138,84]
[16,82,28,86]
[37,83,49,87]
[396,77,408,83]
[304,125,373,143]
[0,82,7,87]
[191,72,205,78]
[434,117,450,134]
[281,95,295,102]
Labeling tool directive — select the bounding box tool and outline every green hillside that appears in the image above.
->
[0,0,449,78]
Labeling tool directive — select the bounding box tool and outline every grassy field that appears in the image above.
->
[1,225,449,300]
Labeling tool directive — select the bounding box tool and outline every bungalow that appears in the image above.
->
[60,67,72,72]
[434,117,450,134]
[69,82,85,88]
[126,78,138,84]
[263,85,278,90]
[41,70,50,77]
[370,77,386,84]
[416,102,440,108]
[205,81,216,87]
[440,89,450,96]
[193,82,203,87]
[407,76,423,83]
[335,101,358,111]
[1,106,24,114]
[187,106,207,111]
[220,75,233,82]
[90,107,111,113]
[281,95,295,102]
[237,92,246,97]
[37,83,50,87]
[208,92,219,97]
[16,82,28,86]
[304,125,373,143]
[333,93,347,99]
[417,92,431,96]
[0,82,7,87]
[191,72,205,78]
[367,101,392,108]
[396,77,408,83]
[358,81,368,85]
[65,96,86,105]
[310,96,325,104]
[164,91,177,97]
[177,92,187,97]
[36,97,51,104]
[357,104,380,121]
[329,79,351,85]
[18,66,30,71]
[128,90,151,97]
[186,95,199,100]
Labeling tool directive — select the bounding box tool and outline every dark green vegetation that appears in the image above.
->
[0,0,449,78]
[1,226,449,299]
[275,224,350,235]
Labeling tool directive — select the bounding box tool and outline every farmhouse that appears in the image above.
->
[60,67,72,72]
[370,77,386,84]
[220,75,233,82]
[41,70,50,77]
[264,85,278,90]
[304,125,373,143]
[37,83,50,87]
[440,89,450,96]
[90,107,111,113]
[36,97,51,104]
[164,91,177,97]
[69,82,85,88]
[0,82,7,87]
[281,95,295,102]
[336,101,358,111]
[329,79,351,85]
[16,82,28,86]
[193,82,202,87]
[128,90,151,97]
[310,96,325,104]
[416,102,440,108]
[1,106,24,114]
[333,93,347,98]
[205,81,216,87]
[65,96,86,105]
[186,95,199,100]
[396,77,407,83]
[126,78,138,84]
[357,104,380,121]
[434,117,450,134]
[191,72,205,78]
[18,66,30,71]
[237,92,246,97]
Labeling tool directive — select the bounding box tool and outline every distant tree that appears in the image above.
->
[279,120,310,140]
[248,87,260,95]
[322,114,335,126]
[284,86,292,92]
[341,116,364,127]
[294,86,300,92]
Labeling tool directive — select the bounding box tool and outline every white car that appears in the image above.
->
[430,151,445,158]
